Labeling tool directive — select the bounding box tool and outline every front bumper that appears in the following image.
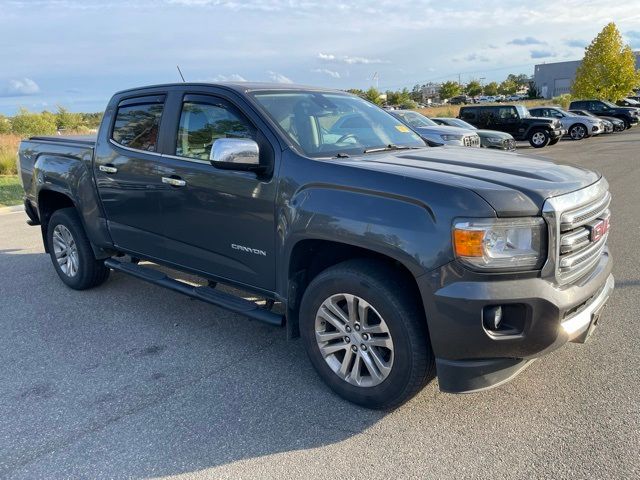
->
[418,248,613,393]
[550,128,567,138]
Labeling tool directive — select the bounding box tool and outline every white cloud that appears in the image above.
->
[267,71,293,84]
[318,52,388,65]
[312,68,340,79]
[1,78,40,97]
[211,73,247,82]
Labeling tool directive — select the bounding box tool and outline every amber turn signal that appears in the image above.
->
[453,229,485,257]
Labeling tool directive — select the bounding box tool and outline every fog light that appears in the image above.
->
[483,306,503,330]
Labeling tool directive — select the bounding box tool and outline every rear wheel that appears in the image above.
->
[569,123,587,140]
[528,129,550,148]
[47,208,110,290]
[299,259,434,409]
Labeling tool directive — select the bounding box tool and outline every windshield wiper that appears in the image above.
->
[363,144,419,154]
[334,152,350,158]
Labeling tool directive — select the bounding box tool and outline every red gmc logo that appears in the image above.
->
[589,218,610,243]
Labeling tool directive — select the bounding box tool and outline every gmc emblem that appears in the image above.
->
[588,218,610,243]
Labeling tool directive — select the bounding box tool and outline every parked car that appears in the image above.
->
[568,99,639,129]
[17,82,614,409]
[389,110,481,147]
[458,104,566,148]
[449,95,474,105]
[568,109,624,132]
[616,97,640,107]
[528,106,604,140]
[431,117,516,150]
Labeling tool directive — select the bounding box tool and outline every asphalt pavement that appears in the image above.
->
[0,130,638,479]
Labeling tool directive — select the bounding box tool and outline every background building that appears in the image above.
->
[534,52,640,98]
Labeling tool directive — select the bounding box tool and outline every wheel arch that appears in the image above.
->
[285,239,426,339]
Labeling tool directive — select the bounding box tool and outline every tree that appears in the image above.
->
[439,81,461,100]
[364,87,383,105]
[465,80,483,97]
[572,22,640,101]
[0,115,11,134]
[506,73,530,87]
[10,108,57,137]
[483,82,499,96]
[498,79,517,95]
[527,81,541,99]
[55,106,84,131]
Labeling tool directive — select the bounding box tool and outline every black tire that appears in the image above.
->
[568,123,587,140]
[47,208,110,290]
[617,117,631,130]
[549,137,560,145]
[528,129,550,148]
[299,259,434,409]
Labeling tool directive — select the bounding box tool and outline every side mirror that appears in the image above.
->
[210,138,261,171]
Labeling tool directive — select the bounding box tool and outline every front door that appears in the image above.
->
[153,93,278,291]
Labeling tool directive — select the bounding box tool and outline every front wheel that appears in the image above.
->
[299,259,434,409]
[569,123,587,140]
[47,208,110,290]
[528,129,551,148]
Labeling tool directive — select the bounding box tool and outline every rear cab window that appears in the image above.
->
[112,95,166,152]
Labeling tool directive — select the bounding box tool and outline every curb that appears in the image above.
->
[0,204,23,215]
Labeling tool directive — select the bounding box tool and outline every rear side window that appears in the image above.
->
[112,100,164,152]
[460,108,476,120]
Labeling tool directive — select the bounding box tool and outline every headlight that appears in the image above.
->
[440,134,463,141]
[453,218,546,271]
[485,137,503,143]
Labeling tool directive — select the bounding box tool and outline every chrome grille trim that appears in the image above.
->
[560,191,611,232]
[541,179,610,285]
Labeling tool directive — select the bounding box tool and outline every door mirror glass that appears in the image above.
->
[210,138,260,170]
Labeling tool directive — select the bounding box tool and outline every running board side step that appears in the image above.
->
[104,259,284,327]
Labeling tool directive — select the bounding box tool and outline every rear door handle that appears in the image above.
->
[162,176,186,187]
[99,165,118,174]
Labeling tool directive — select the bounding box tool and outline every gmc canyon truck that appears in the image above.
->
[17,83,614,409]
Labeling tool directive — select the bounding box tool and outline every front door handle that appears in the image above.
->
[99,165,118,174]
[162,176,187,187]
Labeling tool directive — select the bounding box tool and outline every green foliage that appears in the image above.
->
[506,73,530,87]
[10,108,57,137]
[551,94,572,109]
[498,80,517,95]
[55,106,84,131]
[364,87,383,105]
[439,81,461,100]
[572,22,640,100]
[465,80,482,97]
[0,116,11,134]
[483,82,499,96]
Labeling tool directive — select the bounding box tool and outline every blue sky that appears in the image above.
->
[1,0,639,114]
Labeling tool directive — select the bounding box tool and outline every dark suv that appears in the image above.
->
[459,104,566,148]
[568,100,639,129]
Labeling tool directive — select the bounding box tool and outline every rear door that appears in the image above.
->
[491,106,519,135]
[152,91,279,291]
[94,94,168,256]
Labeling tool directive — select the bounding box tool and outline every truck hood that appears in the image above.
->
[334,147,599,216]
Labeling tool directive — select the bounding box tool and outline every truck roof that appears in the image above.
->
[114,82,341,96]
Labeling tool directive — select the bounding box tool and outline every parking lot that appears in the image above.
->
[0,130,638,479]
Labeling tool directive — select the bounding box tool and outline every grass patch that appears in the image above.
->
[0,134,20,175]
[0,176,22,207]
[415,99,550,119]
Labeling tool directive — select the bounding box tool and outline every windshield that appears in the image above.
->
[602,100,618,108]
[392,111,438,128]
[515,105,530,118]
[251,91,425,157]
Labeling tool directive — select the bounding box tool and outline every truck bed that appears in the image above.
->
[29,135,97,146]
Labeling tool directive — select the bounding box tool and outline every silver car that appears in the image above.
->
[389,110,481,147]
[528,106,604,140]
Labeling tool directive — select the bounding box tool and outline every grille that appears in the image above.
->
[463,135,481,147]
[548,186,611,285]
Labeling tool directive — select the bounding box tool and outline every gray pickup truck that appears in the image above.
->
[17,83,614,409]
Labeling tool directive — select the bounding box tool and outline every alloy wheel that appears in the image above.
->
[52,224,79,277]
[315,293,394,387]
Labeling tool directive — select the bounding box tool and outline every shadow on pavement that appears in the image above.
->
[0,249,387,478]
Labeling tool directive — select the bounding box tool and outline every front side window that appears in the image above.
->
[176,101,256,160]
[112,101,164,152]
[251,91,425,158]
